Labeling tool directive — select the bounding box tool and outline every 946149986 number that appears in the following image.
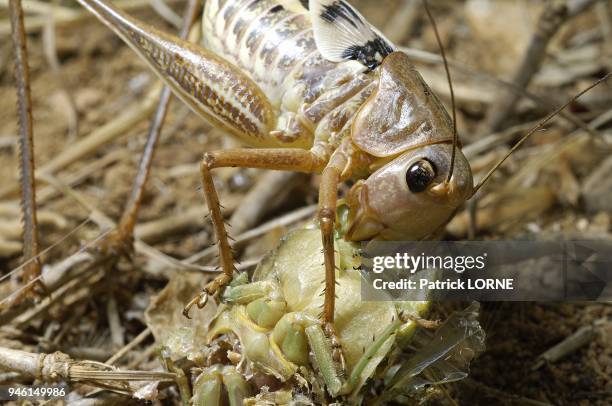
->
[0,385,68,400]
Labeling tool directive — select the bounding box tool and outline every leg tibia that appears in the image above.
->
[184,148,326,318]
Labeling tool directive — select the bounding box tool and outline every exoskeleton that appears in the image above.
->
[75,0,474,392]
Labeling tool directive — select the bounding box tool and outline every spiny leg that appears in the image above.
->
[95,0,202,259]
[183,148,326,318]
[8,0,44,302]
[318,148,349,374]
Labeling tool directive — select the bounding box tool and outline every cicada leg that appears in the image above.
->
[192,365,251,406]
[192,366,223,405]
[223,279,288,328]
[182,148,327,318]
[345,315,405,393]
[304,313,415,398]
[304,324,344,396]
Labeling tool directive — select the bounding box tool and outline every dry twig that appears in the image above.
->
[482,0,599,133]
[532,318,606,370]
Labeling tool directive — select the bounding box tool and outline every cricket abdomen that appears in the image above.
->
[203,0,316,105]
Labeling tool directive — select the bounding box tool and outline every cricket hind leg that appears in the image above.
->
[3,0,46,309]
[75,0,279,147]
[79,0,298,261]
[183,148,327,318]
[93,0,202,261]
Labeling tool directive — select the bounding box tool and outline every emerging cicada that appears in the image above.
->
[148,222,484,404]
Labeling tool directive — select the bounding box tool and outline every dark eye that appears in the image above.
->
[406,159,436,193]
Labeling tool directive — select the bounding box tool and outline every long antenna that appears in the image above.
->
[472,73,611,197]
[422,0,457,183]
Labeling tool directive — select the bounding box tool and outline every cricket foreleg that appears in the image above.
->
[183,148,327,318]
[317,147,350,374]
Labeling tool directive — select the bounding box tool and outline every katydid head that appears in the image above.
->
[343,69,611,242]
[318,0,608,243]
[345,49,470,241]
[331,0,471,241]
[344,143,473,241]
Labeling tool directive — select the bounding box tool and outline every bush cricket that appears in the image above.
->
[71,0,475,362]
[67,0,611,375]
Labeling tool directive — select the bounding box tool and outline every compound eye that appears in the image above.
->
[406,159,436,193]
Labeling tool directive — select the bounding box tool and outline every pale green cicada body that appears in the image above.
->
[185,223,484,405]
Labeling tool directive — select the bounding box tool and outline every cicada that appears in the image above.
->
[149,221,484,404]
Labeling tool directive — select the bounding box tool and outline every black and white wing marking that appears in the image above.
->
[309,0,395,71]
